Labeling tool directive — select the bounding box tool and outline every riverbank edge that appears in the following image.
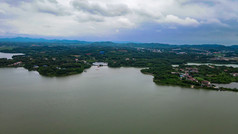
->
[1,65,238,92]
[140,70,238,92]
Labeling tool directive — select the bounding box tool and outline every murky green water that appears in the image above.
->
[0,67,238,134]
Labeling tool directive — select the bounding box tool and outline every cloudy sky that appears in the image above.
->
[0,0,238,44]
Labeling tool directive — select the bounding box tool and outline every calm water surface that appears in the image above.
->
[187,63,238,68]
[214,82,238,89]
[0,52,24,59]
[0,67,238,134]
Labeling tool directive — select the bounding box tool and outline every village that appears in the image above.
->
[171,64,238,90]
[171,66,213,89]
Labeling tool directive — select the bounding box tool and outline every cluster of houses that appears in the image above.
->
[8,61,22,67]
[210,57,230,61]
[125,58,136,61]
[172,67,212,88]
[33,65,48,69]
[176,52,187,55]
[136,47,162,53]
[147,49,162,53]
[231,73,238,77]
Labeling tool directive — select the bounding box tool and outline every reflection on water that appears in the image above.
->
[0,67,238,134]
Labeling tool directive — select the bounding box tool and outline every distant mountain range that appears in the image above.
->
[0,37,237,47]
[0,37,90,44]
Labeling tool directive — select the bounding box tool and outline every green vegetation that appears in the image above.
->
[1,41,238,91]
[141,64,238,92]
[0,46,16,51]
[37,63,90,77]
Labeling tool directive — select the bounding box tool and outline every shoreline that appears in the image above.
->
[1,64,238,92]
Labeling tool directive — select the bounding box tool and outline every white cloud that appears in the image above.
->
[0,0,238,37]
[158,15,200,26]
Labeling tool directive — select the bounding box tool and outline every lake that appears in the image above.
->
[0,67,238,134]
[0,52,24,59]
[214,82,238,89]
[187,63,238,68]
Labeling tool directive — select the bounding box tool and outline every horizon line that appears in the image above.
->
[0,36,236,46]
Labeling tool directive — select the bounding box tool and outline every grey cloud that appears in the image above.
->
[37,8,65,16]
[0,0,33,6]
[0,20,17,35]
[0,0,64,16]
[37,6,69,16]
[36,0,70,16]
[1,0,238,45]
[71,0,130,17]
[47,0,58,4]
[76,15,104,22]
